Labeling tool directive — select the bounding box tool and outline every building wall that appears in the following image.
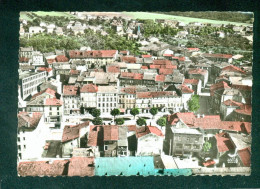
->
[104,141,118,157]
[80,92,97,108]
[21,71,47,100]
[137,133,164,156]
[63,95,80,115]
[44,105,63,123]
[97,93,118,114]
[62,138,79,157]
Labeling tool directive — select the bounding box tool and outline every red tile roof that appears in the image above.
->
[37,67,52,72]
[63,85,79,96]
[142,54,152,58]
[69,50,117,58]
[120,50,128,54]
[55,55,69,62]
[178,84,194,94]
[81,84,98,93]
[235,104,252,116]
[153,59,172,65]
[47,59,56,64]
[18,160,69,176]
[62,122,90,143]
[203,53,233,59]
[222,65,245,73]
[155,74,165,82]
[168,112,251,132]
[188,68,208,75]
[137,91,174,98]
[45,98,62,106]
[103,125,119,141]
[159,68,173,75]
[141,66,148,69]
[107,65,120,73]
[223,99,243,107]
[127,125,137,132]
[215,132,234,153]
[70,69,80,75]
[187,48,200,51]
[88,125,103,146]
[121,86,136,94]
[19,57,29,62]
[231,84,252,91]
[163,54,173,57]
[68,157,94,176]
[120,72,143,80]
[150,65,161,69]
[31,88,57,99]
[184,79,199,85]
[210,81,231,96]
[238,147,251,167]
[121,56,136,63]
[136,126,164,138]
[18,112,43,128]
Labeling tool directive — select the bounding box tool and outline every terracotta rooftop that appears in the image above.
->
[141,66,148,69]
[69,50,117,58]
[18,160,69,176]
[136,126,164,138]
[187,48,200,51]
[103,125,119,141]
[210,81,231,96]
[80,84,98,93]
[62,122,90,143]
[68,157,95,176]
[136,91,174,98]
[215,132,234,153]
[37,67,52,73]
[121,56,136,63]
[107,65,120,73]
[231,84,252,91]
[223,99,244,107]
[222,65,245,74]
[159,68,173,75]
[177,84,194,94]
[184,79,199,85]
[120,86,136,94]
[55,55,69,62]
[155,74,165,82]
[153,59,172,65]
[19,57,29,63]
[18,112,43,128]
[150,65,161,69]
[188,68,208,75]
[235,104,252,116]
[88,125,103,147]
[45,98,62,106]
[31,88,57,99]
[142,54,152,58]
[120,72,143,80]
[70,69,80,75]
[238,147,251,167]
[203,53,233,59]
[63,85,79,96]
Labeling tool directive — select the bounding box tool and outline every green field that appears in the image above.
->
[20,11,77,21]
[123,12,252,26]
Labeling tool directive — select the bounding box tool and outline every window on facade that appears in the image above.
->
[104,145,108,151]
[23,137,25,140]
[18,145,21,150]
[24,145,26,149]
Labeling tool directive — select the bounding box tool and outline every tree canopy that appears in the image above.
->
[90,108,101,117]
[130,108,140,119]
[92,117,103,125]
[110,108,120,117]
[149,107,158,118]
[203,141,212,152]
[136,118,146,126]
[115,118,125,125]
[156,117,166,127]
[188,95,200,112]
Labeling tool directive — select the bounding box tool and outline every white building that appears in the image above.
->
[62,85,80,115]
[29,26,45,34]
[96,86,119,115]
[44,98,63,124]
[19,71,47,100]
[32,52,46,67]
[80,84,98,110]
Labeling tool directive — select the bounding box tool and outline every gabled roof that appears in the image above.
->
[222,65,245,74]
[62,122,90,143]
[155,74,165,82]
[80,84,98,93]
[121,56,136,63]
[107,65,120,73]
[188,68,208,75]
[136,126,164,138]
[120,72,143,80]
[45,98,62,106]
[231,84,252,91]
[18,160,69,176]
[63,85,79,96]
[31,88,57,99]
[215,132,234,153]
[176,84,194,94]
[210,81,231,96]
[18,112,43,128]
[55,55,69,62]
[223,99,243,107]
[103,125,119,141]
[234,104,252,116]
[203,53,233,59]
[184,79,199,85]
[69,50,117,59]
[88,125,103,147]
[238,147,251,167]
[159,68,173,75]
[68,157,95,176]
[142,54,152,58]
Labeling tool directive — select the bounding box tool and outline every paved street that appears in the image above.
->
[197,95,211,115]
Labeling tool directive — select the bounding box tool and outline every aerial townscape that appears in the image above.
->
[17,11,252,176]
